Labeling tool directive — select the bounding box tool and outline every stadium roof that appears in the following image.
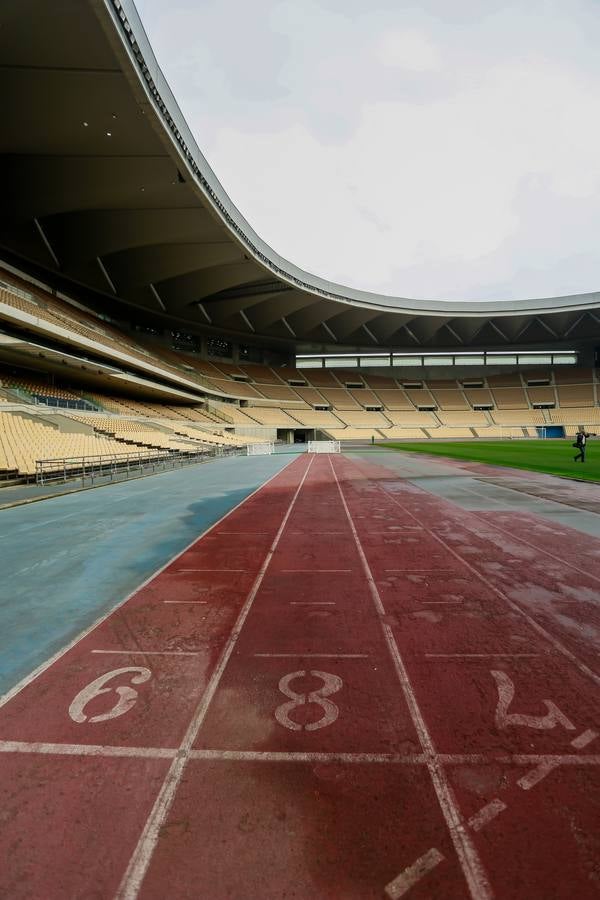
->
[2,0,600,351]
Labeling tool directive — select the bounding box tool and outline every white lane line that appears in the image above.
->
[279,569,352,573]
[384,569,459,573]
[115,456,314,900]
[0,457,299,711]
[215,531,270,535]
[385,848,445,899]
[329,456,493,900]
[91,650,200,657]
[0,740,175,759]
[289,601,337,606]
[465,506,600,586]
[289,531,347,535]
[0,510,80,537]
[253,653,369,659]
[190,750,426,764]
[177,568,250,573]
[2,740,600,766]
[571,728,597,749]
[369,471,600,690]
[468,799,507,832]
[517,760,560,791]
[163,600,208,605]
[424,653,539,659]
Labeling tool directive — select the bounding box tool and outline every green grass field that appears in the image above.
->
[380,439,600,482]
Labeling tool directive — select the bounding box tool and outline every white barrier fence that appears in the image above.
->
[247,442,275,456]
[307,440,341,454]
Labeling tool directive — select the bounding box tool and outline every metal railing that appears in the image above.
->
[35,445,244,486]
[32,395,99,411]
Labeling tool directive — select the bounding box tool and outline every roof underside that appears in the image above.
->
[1,0,600,351]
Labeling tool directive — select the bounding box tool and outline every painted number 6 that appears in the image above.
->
[275,670,342,731]
[68,667,152,724]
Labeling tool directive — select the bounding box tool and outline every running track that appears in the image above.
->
[1,453,599,898]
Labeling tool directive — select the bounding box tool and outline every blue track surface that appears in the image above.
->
[1,453,298,694]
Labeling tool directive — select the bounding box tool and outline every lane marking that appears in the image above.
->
[364,466,600,690]
[468,800,507,832]
[571,728,597,749]
[425,653,539,659]
[385,848,445,899]
[1,740,599,767]
[115,456,314,900]
[0,456,300,711]
[329,457,493,900]
[253,653,369,659]
[162,600,207,605]
[189,750,425,763]
[279,569,352,573]
[288,601,337,606]
[385,568,459,573]
[91,650,200,657]
[176,568,250,573]
[517,760,560,791]
[465,507,600,586]
[0,510,80,538]
[0,741,175,759]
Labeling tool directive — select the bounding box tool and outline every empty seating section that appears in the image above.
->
[436,410,488,425]
[333,410,390,428]
[252,384,305,403]
[209,379,264,399]
[491,409,545,425]
[405,388,435,408]
[0,373,83,403]
[291,386,327,406]
[463,388,494,407]
[376,427,426,439]
[0,412,133,476]
[549,408,600,425]
[303,369,342,387]
[430,389,469,409]
[242,408,300,427]
[383,410,438,426]
[554,367,594,383]
[66,415,203,451]
[526,386,556,406]
[239,364,282,384]
[317,388,361,409]
[362,374,400,389]
[487,373,523,387]
[374,390,413,410]
[349,389,381,407]
[474,426,526,438]
[556,384,595,407]
[491,387,529,409]
[326,428,382,440]
[284,409,343,427]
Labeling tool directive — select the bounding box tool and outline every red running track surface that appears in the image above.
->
[1,453,599,899]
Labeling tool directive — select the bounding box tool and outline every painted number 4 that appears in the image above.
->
[492,670,575,732]
[275,670,342,731]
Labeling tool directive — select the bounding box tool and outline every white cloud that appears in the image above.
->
[136,0,600,301]
[376,30,442,72]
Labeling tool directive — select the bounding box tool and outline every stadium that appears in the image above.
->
[1,1,600,897]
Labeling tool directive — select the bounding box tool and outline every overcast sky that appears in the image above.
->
[136,0,600,302]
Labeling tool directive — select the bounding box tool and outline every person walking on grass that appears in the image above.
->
[574,428,595,462]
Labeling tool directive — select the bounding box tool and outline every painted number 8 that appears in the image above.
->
[275,670,342,731]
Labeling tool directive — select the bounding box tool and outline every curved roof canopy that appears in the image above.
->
[1,0,600,351]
